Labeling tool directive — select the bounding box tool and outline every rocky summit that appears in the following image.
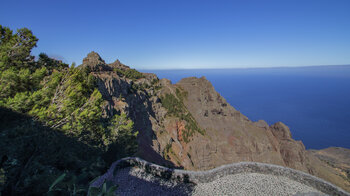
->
[79,52,350,192]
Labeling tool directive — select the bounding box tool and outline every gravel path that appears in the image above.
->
[192,173,325,196]
[110,167,326,196]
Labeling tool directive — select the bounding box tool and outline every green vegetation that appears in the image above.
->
[88,180,118,196]
[131,82,150,91]
[0,108,105,195]
[163,143,173,160]
[114,68,144,80]
[161,88,204,143]
[151,78,159,86]
[47,173,118,196]
[175,87,188,101]
[0,25,138,195]
[0,25,38,71]
[163,143,181,165]
[161,93,183,115]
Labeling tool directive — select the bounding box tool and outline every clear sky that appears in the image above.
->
[1,0,349,69]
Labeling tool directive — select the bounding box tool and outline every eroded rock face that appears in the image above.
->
[167,76,349,191]
[270,122,293,140]
[270,122,308,171]
[79,52,349,191]
[81,53,173,167]
[175,76,309,171]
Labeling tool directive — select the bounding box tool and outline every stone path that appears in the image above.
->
[110,167,326,196]
[90,158,349,196]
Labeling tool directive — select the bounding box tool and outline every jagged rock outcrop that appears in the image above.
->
[82,51,112,71]
[79,52,350,192]
[80,52,172,166]
[109,59,130,70]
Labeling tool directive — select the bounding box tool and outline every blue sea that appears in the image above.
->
[144,65,350,149]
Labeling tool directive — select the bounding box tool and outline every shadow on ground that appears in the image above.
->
[112,167,194,196]
[0,107,105,195]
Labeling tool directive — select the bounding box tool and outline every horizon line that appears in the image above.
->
[139,64,350,71]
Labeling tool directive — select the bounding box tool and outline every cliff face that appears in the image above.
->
[80,52,350,192]
[172,77,309,172]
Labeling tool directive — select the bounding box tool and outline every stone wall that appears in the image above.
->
[91,157,349,196]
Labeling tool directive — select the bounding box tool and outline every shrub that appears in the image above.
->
[114,68,144,80]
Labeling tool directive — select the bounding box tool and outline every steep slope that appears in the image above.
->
[309,147,350,188]
[309,147,350,171]
[80,52,349,192]
[80,52,172,166]
[172,77,307,171]
[174,77,350,191]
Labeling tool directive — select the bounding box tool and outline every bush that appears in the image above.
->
[114,68,144,80]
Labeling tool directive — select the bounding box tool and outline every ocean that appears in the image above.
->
[144,65,350,149]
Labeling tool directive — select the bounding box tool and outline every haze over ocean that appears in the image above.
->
[146,65,350,149]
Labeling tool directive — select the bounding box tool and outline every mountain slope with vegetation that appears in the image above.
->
[0,25,349,195]
[0,25,138,195]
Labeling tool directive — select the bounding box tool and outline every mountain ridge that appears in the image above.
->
[80,51,350,192]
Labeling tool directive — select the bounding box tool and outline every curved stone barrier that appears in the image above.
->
[91,157,349,196]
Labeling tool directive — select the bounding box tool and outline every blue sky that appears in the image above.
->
[1,0,350,69]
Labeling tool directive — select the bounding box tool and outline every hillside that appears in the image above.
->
[309,147,350,185]
[79,51,349,192]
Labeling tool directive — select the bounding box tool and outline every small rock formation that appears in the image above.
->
[79,52,350,192]
[109,59,130,70]
[82,51,112,71]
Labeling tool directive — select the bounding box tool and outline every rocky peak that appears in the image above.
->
[254,120,269,129]
[81,51,112,71]
[109,59,130,71]
[160,78,172,86]
[270,122,292,140]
